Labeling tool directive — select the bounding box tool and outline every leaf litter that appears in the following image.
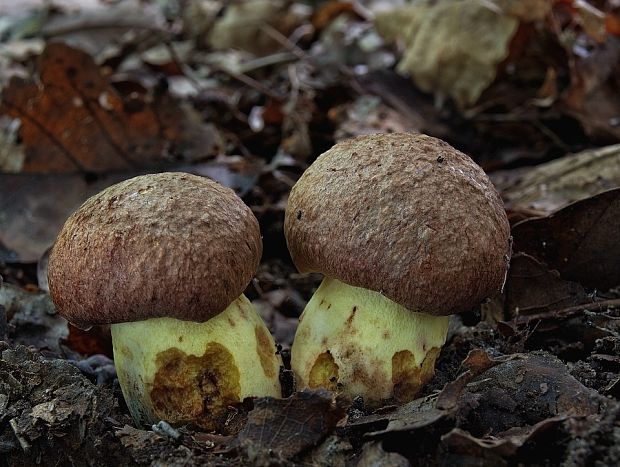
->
[1,0,620,465]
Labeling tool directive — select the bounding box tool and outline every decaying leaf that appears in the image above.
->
[502,253,589,317]
[115,425,191,465]
[494,144,620,214]
[356,441,410,467]
[208,0,303,56]
[0,42,218,173]
[441,417,566,459]
[461,352,601,431]
[352,349,602,463]
[235,389,349,459]
[512,188,620,290]
[376,0,549,108]
[329,95,414,141]
[299,435,352,467]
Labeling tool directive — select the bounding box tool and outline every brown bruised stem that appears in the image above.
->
[111,294,282,431]
[291,277,449,405]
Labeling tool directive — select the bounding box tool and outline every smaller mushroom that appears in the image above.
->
[285,133,510,405]
[48,173,282,431]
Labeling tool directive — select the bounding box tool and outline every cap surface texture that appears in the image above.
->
[48,172,262,325]
[284,133,510,316]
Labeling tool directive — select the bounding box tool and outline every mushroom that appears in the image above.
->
[285,133,510,405]
[48,172,282,430]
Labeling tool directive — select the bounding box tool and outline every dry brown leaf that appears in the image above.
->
[441,417,565,459]
[502,253,589,317]
[494,144,620,214]
[376,0,552,108]
[208,0,303,56]
[235,389,349,458]
[329,96,413,141]
[0,42,217,173]
[356,441,410,467]
[512,188,620,290]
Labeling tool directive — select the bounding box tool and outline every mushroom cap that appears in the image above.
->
[284,133,511,316]
[48,172,262,326]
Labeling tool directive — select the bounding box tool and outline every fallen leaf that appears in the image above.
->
[208,0,303,56]
[494,144,620,215]
[366,404,448,437]
[299,435,352,467]
[348,349,604,463]
[441,417,565,459]
[30,400,73,424]
[356,441,410,467]
[115,425,166,451]
[0,42,217,173]
[181,155,264,197]
[376,0,549,108]
[329,95,414,141]
[462,348,500,374]
[512,188,620,290]
[436,350,508,411]
[502,253,589,317]
[235,389,349,458]
[357,70,451,139]
[461,353,600,435]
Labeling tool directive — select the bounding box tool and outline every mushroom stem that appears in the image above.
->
[291,277,449,405]
[111,294,282,431]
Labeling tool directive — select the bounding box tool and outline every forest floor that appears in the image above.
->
[2,1,620,465]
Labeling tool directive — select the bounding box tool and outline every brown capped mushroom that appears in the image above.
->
[285,133,510,405]
[48,172,282,430]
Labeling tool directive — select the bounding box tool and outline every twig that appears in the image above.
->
[211,65,284,101]
[510,298,620,326]
[261,23,308,61]
[237,52,298,74]
[9,418,30,452]
[532,120,572,153]
[42,22,162,38]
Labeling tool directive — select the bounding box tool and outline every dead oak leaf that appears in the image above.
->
[441,417,566,459]
[375,1,550,109]
[234,389,349,459]
[1,42,216,173]
[502,253,589,317]
[512,188,620,290]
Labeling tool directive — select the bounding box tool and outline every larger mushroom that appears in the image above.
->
[285,133,510,405]
[48,172,282,430]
